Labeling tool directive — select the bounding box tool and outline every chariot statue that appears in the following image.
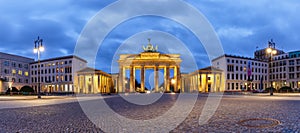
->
[143,38,158,52]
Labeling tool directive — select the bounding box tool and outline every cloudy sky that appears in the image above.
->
[1,0,299,73]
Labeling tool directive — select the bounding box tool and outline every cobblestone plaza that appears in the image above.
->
[0,94,299,132]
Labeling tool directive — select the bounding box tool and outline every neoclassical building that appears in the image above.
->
[75,39,225,94]
[182,66,225,93]
[75,67,113,94]
[117,39,182,93]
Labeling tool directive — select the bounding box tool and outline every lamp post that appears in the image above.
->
[266,47,277,96]
[34,36,45,99]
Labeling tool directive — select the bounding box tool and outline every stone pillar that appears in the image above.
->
[177,66,181,92]
[130,66,134,93]
[206,73,209,92]
[141,65,145,92]
[213,74,217,92]
[189,76,193,92]
[196,74,199,92]
[90,75,94,94]
[197,73,202,92]
[164,66,170,92]
[98,75,101,93]
[219,74,222,92]
[118,66,123,93]
[154,65,159,92]
[78,75,81,93]
[174,66,178,92]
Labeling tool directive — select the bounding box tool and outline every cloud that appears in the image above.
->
[0,0,300,73]
[217,27,254,38]
[59,48,69,55]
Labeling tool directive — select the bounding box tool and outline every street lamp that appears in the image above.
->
[34,36,45,99]
[266,47,277,96]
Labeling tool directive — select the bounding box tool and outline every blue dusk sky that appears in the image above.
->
[0,0,300,73]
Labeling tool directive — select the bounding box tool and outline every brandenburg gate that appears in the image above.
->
[117,39,182,93]
[75,39,224,94]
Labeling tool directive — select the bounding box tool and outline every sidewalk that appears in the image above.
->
[250,93,300,97]
[0,95,73,101]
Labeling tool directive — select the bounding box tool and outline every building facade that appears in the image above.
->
[30,55,87,93]
[212,54,269,91]
[0,52,34,92]
[271,51,300,90]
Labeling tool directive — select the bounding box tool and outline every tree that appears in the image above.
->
[20,86,34,93]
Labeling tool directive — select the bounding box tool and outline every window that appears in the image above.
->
[231,83,234,90]
[24,64,29,69]
[69,60,72,64]
[227,59,230,63]
[227,74,230,80]
[236,74,239,80]
[289,67,295,72]
[289,73,295,79]
[65,75,68,81]
[4,69,9,74]
[18,64,22,68]
[65,61,68,64]
[12,62,16,67]
[289,60,295,65]
[4,61,9,66]
[232,74,234,80]
[227,65,234,72]
[25,72,29,76]
[69,75,72,81]
[12,69,16,75]
[236,83,239,90]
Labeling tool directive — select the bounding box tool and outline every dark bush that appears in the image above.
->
[264,87,275,93]
[20,86,34,93]
[6,87,19,94]
[278,86,293,93]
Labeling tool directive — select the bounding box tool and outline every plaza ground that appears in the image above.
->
[0,93,299,132]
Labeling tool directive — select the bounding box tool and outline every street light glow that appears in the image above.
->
[266,48,272,53]
[33,48,38,53]
[39,46,45,52]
